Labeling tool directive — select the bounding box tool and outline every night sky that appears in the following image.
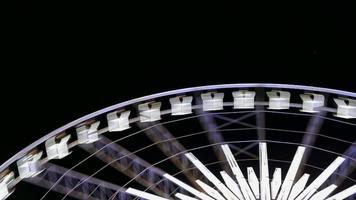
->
[4,1,356,199]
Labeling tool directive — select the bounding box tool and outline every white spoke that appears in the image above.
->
[295,157,345,200]
[126,188,170,200]
[271,168,282,199]
[259,143,271,200]
[287,173,310,200]
[309,185,337,200]
[277,146,305,200]
[220,171,245,200]
[247,167,259,199]
[163,173,214,200]
[185,153,239,200]
[175,193,199,200]
[221,144,256,200]
[325,184,356,200]
[196,180,226,200]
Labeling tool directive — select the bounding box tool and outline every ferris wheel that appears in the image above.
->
[1,83,355,200]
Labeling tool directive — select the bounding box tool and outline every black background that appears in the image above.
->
[3,1,356,199]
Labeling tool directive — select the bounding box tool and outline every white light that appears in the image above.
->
[309,184,337,200]
[126,188,169,200]
[300,93,325,113]
[295,156,345,200]
[45,134,71,160]
[271,168,282,199]
[267,90,291,110]
[139,101,162,122]
[259,143,271,200]
[277,146,305,200]
[288,173,310,200]
[175,192,199,200]
[196,180,226,200]
[220,171,244,200]
[221,144,256,200]
[76,121,100,144]
[325,184,356,200]
[170,96,193,115]
[163,174,214,200]
[201,92,224,111]
[334,98,356,119]
[106,110,130,132]
[232,90,256,109]
[247,167,260,199]
[185,153,239,200]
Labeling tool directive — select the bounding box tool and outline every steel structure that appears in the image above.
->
[1,83,356,200]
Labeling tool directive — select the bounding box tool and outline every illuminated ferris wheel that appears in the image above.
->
[1,83,355,200]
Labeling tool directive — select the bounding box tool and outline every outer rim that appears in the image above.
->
[1,83,356,172]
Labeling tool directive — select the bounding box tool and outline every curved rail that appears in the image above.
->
[1,83,356,172]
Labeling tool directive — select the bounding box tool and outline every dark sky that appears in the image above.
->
[5,0,356,168]
[3,1,356,199]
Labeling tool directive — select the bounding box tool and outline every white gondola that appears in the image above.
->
[300,93,325,113]
[76,121,101,144]
[107,110,131,132]
[17,150,44,179]
[45,134,71,160]
[201,92,224,111]
[139,101,162,122]
[334,98,356,119]
[267,90,291,110]
[233,90,256,109]
[170,96,193,115]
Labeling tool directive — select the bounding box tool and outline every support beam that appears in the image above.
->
[255,88,266,140]
[126,188,169,200]
[212,113,259,159]
[233,143,259,158]
[213,113,257,129]
[327,141,356,186]
[175,192,199,200]
[80,136,175,197]
[195,102,232,173]
[220,171,244,200]
[298,111,326,177]
[163,174,214,200]
[325,184,356,200]
[24,163,130,200]
[295,157,345,200]
[309,184,337,200]
[277,146,305,200]
[185,152,239,200]
[259,143,271,200]
[288,173,310,200]
[247,167,259,199]
[271,168,282,200]
[222,144,256,200]
[137,122,207,188]
[230,145,258,159]
[195,180,226,200]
